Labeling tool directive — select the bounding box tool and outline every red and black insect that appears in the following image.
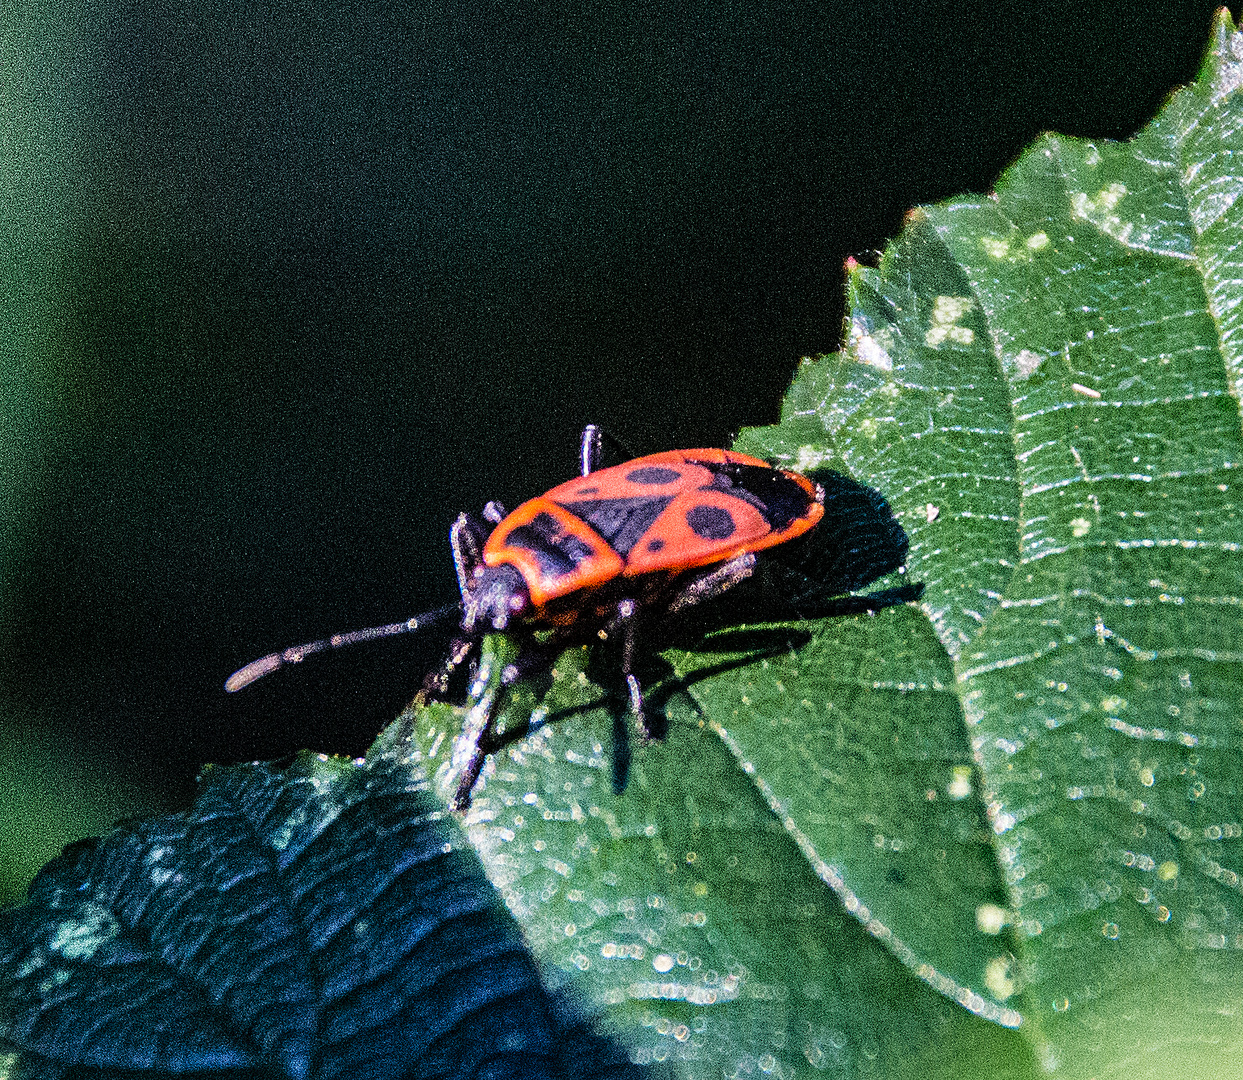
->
[227,426,918,809]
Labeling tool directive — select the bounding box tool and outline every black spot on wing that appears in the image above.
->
[505,512,596,581]
[625,466,682,485]
[698,461,813,531]
[686,505,736,540]
[558,496,674,556]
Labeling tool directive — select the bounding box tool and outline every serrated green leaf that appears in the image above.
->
[925,12,1243,1077]
[731,10,1243,1077]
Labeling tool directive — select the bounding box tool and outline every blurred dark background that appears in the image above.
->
[1,0,1232,899]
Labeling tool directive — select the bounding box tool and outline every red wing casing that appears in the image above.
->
[482,449,824,609]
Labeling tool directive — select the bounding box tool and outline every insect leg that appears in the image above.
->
[580,424,602,476]
[607,598,646,792]
[412,635,477,707]
[451,682,500,811]
[451,645,552,810]
[450,512,491,597]
[579,424,636,475]
[616,599,650,737]
[667,551,757,613]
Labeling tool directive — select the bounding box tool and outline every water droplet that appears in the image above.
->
[948,765,973,799]
[1157,861,1179,881]
[993,812,1016,834]
[1102,922,1120,940]
[985,956,1014,999]
[653,954,675,973]
[1053,997,1070,1012]
[976,903,1007,935]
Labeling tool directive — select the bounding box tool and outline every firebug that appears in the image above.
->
[227,426,919,809]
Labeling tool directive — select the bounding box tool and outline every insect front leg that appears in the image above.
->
[412,635,476,708]
[450,512,492,598]
[451,637,557,810]
[451,676,502,810]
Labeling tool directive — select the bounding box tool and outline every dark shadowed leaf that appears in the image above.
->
[0,752,641,1080]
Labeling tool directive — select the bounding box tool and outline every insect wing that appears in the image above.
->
[483,499,623,607]
[548,449,823,577]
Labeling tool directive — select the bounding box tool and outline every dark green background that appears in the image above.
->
[1,0,1232,894]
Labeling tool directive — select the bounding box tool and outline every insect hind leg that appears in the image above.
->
[579,424,636,476]
[668,551,757,614]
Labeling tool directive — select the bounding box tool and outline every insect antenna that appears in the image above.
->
[224,602,462,692]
